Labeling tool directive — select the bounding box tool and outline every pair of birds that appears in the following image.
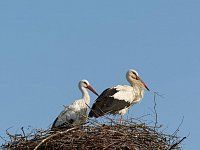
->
[52,69,149,129]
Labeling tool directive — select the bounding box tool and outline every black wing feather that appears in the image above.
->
[88,88,131,118]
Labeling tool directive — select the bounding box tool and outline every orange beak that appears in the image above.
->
[86,85,99,96]
[136,76,150,91]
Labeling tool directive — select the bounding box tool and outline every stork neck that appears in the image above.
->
[129,82,135,87]
[130,82,139,89]
[80,86,90,104]
[130,83,144,98]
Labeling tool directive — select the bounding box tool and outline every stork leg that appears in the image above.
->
[118,115,123,124]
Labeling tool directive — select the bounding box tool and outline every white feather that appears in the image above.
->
[111,85,143,104]
[53,98,88,127]
[110,85,144,115]
[52,80,97,128]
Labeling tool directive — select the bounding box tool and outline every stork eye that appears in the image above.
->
[131,71,137,76]
[83,81,87,85]
[131,75,136,79]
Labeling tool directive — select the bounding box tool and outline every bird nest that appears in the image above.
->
[1,119,185,150]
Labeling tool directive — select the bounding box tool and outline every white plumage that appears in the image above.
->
[89,69,149,121]
[52,80,98,129]
[111,85,142,104]
[111,85,144,115]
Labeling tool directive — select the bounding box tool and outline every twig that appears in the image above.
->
[168,136,186,150]
[171,116,184,138]
[103,141,120,150]
[153,92,158,129]
[153,91,165,99]
[21,127,27,141]
[6,127,15,142]
[0,135,7,143]
[33,126,78,150]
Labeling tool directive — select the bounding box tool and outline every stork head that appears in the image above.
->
[79,80,99,96]
[126,69,150,91]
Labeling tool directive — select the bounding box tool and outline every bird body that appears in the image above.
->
[111,85,144,104]
[52,80,98,129]
[111,85,144,115]
[89,69,149,119]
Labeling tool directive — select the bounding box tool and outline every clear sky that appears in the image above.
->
[0,1,199,149]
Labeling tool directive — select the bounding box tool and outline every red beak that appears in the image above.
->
[86,85,99,96]
[137,76,150,91]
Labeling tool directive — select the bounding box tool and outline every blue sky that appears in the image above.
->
[0,1,199,149]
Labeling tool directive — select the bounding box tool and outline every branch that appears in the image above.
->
[33,127,78,150]
[168,136,186,150]
[153,92,158,129]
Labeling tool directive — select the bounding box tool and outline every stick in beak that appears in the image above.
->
[136,76,150,91]
[87,85,99,96]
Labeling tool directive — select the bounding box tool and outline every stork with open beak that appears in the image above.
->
[52,80,98,129]
[88,69,149,122]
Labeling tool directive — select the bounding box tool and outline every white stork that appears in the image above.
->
[88,69,149,122]
[52,80,98,129]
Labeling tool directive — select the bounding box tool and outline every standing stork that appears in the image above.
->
[88,69,149,122]
[52,80,98,129]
